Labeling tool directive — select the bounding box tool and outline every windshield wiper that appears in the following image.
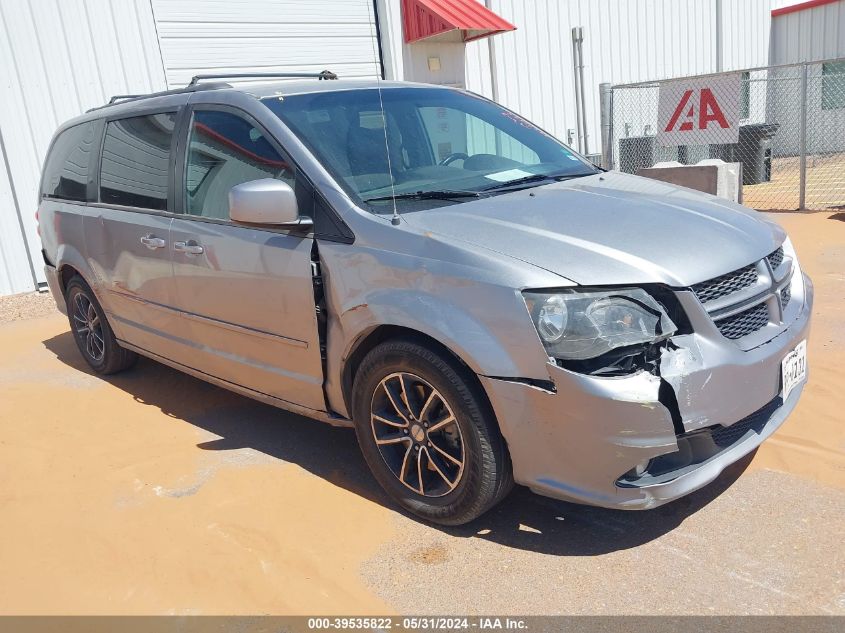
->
[481,171,595,192]
[364,190,482,203]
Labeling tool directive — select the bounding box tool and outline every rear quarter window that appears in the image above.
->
[41,122,97,202]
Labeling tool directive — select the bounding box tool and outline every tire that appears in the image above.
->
[65,275,137,375]
[352,338,513,525]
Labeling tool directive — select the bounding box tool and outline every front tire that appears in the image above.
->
[352,339,512,525]
[65,276,137,375]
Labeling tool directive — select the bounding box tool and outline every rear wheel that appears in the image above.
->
[352,339,512,525]
[65,276,137,374]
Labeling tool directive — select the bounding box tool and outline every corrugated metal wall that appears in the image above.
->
[152,0,382,87]
[0,0,381,297]
[462,0,775,157]
[0,0,166,296]
[771,0,845,64]
[721,0,776,71]
[770,0,845,156]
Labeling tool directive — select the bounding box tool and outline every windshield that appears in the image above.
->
[262,87,598,212]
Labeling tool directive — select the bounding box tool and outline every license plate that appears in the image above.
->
[781,340,807,402]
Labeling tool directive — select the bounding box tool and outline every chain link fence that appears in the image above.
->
[604,59,845,211]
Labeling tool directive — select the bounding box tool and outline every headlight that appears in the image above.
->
[782,236,798,265]
[523,288,677,360]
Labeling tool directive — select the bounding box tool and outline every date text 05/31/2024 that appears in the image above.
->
[307,617,529,630]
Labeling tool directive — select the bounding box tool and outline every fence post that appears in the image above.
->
[571,27,584,153]
[799,63,808,210]
[599,83,613,170]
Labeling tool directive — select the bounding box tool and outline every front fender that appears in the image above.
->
[344,286,533,373]
[320,245,555,418]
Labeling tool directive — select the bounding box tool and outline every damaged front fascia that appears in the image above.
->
[488,335,694,442]
[536,339,692,449]
[481,355,681,502]
[555,338,691,437]
[482,375,557,393]
[657,335,709,433]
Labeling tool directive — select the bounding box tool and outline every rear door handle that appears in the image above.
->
[140,235,166,250]
[174,240,204,255]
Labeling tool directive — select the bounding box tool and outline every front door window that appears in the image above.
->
[185,110,295,220]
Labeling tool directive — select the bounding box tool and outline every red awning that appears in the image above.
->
[772,0,840,17]
[402,0,516,44]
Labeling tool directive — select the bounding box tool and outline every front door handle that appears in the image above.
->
[174,240,204,255]
[140,234,166,250]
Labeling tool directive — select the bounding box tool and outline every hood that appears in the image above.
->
[405,171,785,287]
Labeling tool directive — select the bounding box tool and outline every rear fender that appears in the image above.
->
[56,244,96,294]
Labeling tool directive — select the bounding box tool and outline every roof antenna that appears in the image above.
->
[367,2,400,226]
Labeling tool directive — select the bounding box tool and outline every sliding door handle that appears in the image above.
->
[140,235,166,250]
[174,240,204,255]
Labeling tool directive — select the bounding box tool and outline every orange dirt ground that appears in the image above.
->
[744,154,845,211]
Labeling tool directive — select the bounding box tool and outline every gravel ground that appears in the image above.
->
[0,291,57,323]
[360,468,845,615]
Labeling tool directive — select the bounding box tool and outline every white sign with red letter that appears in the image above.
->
[657,74,741,146]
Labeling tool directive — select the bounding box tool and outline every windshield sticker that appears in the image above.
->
[500,111,534,128]
[306,109,330,123]
[485,168,534,182]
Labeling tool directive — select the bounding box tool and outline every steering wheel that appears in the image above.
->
[438,152,470,166]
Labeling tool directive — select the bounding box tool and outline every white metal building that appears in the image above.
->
[769,0,845,155]
[0,0,382,296]
[0,0,837,296]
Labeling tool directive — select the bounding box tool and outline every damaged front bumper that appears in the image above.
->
[480,272,813,510]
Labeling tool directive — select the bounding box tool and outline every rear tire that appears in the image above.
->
[65,276,137,375]
[352,338,513,525]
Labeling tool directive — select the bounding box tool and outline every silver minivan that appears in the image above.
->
[38,75,812,525]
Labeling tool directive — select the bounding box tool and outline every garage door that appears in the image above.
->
[152,0,383,87]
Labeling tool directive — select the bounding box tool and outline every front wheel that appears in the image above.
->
[352,339,512,525]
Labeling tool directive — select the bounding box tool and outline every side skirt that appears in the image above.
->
[117,339,354,428]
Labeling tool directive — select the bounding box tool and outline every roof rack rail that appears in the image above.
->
[87,70,338,114]
[86,82,233,113]
[109,94,144,104]
[187,70,338,86]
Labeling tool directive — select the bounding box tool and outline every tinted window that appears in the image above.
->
[100,113,176,210]
[185,110,294,220]
[41,122,96,202]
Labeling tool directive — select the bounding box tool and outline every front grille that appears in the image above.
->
[780,283,791,309]
[688,245,791,341]
[692,264,757,304]
[716,303,770,339]
[767,247,784,270]
[710,397,782,447]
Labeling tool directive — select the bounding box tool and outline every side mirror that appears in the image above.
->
[228,178,311,227]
